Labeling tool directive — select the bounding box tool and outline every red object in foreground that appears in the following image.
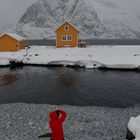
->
[49,110,67,140]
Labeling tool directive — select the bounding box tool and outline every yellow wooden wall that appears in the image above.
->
[19,41,27,50]
[56,22,78,48]
[0,35,26,52]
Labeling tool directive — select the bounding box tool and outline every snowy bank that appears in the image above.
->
[1,45,140,69]
[0,57,10,66]
[0,103,140,140]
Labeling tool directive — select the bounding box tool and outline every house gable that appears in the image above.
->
[56,21,79,48]
[55,21,78,32]
[0,33,25,42]
[0,34,18,42]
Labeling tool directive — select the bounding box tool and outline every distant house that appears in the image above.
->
[55,21,79,48]
[0,33,27,52]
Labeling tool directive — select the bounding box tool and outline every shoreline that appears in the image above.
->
[0,62,140,72]
[1,45,140,71]
[0,103,139,140]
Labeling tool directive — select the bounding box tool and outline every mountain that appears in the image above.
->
[13,0,140,39]
[88,0,140,39]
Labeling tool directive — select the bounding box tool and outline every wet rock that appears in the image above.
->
[126,128,135,140]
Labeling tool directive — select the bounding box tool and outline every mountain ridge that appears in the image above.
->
[12,0,140,39]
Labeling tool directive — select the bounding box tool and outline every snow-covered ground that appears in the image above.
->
[0,103,139,140]
[1,45,140,69]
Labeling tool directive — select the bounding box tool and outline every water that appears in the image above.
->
[0,66,140,108]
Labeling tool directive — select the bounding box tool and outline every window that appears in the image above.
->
[62,35,66,41]
[61,35,72,41]
[64,25,69,31]
[67,35,72,40]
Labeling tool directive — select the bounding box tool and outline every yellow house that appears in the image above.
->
[55,21,79,48]
[0,33,27,52]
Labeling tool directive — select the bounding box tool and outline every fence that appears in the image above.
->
[26,39,140,46]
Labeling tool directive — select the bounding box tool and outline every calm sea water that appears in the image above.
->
[0,66,140,108]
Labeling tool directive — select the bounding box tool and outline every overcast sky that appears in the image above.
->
[0,0,140,29]
[0,0,37,28]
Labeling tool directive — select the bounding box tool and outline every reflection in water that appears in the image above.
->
[55,69,76,88]
[1,73,20,86]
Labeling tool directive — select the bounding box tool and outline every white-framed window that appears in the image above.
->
[64,25,69,31]
[62,35,66,41]
[67,35,72,40]
[61,35,72,41]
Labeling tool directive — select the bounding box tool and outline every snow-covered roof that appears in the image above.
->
[0,33,25,41]
[55,20,79,32]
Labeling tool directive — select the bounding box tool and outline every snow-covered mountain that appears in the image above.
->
[13,0,140,39]
[88,0,140,38]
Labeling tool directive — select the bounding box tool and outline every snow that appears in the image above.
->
[14,0,107,39]
[0,51,25,65]
[5,33,25,41]
[1,45,140,69]
[0,57,10,65]
[87,0,140,38]
[13,0,140,39]
[128,115,140,140]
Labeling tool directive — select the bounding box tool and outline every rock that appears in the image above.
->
[126,128,135,140]
[14,0,107,39]
[35,54,39,56]
[28,121,33,126]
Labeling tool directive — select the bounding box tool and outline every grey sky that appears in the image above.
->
[0,0,37,28]
[0,0,140,29]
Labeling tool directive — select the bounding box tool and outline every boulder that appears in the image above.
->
[126,128,135,140]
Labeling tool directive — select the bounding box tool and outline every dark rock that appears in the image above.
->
[9,60,24,68]
[126,128,135,140]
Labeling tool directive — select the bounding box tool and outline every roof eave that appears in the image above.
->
[55,20,79,32]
